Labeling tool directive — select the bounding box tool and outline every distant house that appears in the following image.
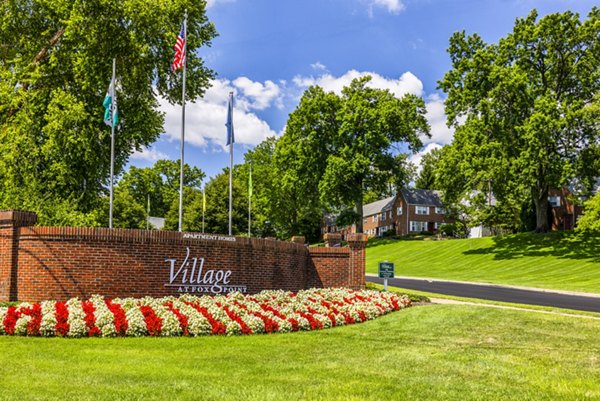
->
[548,188,584,231]
[465,187,587,236]
[323,189,453,238]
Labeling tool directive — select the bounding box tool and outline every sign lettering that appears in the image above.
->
[165,247,246,294]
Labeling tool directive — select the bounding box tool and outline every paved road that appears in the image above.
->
[367,276,600,313]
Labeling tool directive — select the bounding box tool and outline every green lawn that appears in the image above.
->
[1,305,599,400]
[366,233,600,293]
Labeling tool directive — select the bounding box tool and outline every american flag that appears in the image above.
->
[171,22,186,71]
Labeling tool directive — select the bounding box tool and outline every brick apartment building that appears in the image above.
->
[548,187,585,231]
[324,189,453,238]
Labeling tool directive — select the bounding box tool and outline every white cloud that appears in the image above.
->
[159,77,278,150]
[130,146,169,162]
[409,143,443,173]
[310,62,328,72]
[205,0,234,9]
[370,0,405,14]
[232,77,283,110]
[424,93,454,146]
[293,69,423,98]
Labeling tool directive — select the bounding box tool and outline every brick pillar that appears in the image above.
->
[0,211,37,301]
[347,233,368,290]
[323,233,342,247]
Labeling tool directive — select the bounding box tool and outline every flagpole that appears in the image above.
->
[109,58,116,229]
[228,91,233,236]
[178,10,187,233]
[248,163,252,237]
[202,187,206,234]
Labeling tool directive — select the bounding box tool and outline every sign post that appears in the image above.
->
[378,261,395,291]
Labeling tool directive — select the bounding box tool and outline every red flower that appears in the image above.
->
[3,306,19,335]
[20,303,42,336]
[139,305,163,337]
[164,301,189,336]
[105,300,128,335]
[54,302,70,336]
[185,302,226,335]
[222,306,252,335]
[81,300,100,337]
[287,318,299,332]
[296,311,323,330]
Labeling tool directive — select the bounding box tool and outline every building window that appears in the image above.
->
[410,221,428,232]
[397,207,403,216]
[435,207,446,214]
[415,206,429,215]
[381,212,386,221]
[372,215,377,223]
[548,196,561,207]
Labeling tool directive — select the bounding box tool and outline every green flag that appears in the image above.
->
[103,81,119,127]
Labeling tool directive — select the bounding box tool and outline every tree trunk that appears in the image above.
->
[355,197,363,233]
[533,185,549,233]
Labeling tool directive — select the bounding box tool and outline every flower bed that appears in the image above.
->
[0,289,410,338]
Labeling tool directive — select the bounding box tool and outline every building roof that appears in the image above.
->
[400,189,443,207]
[362,195,396,217]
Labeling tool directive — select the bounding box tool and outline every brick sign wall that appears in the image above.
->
[0,211,367,302]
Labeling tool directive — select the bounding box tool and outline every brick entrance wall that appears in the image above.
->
[0,211,367,302]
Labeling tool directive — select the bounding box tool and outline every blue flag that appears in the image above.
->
[103,81,119,127]
[226,93,234,145]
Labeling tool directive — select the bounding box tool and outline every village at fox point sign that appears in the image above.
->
[164,247,248,294]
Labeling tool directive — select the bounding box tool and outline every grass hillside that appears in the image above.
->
[366,233,600,294]
[1,305,599,400]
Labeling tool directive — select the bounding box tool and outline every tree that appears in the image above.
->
[242,137,279,237]
[438,8,600,232]
[576,193,600,235]
[197,168,248,235]
[113,159,205,230]
[272,86,341,240]
[0,0,216,224]
[415,147,443,190]
[317,76,429,233]
[274,78,429,237]
[119,160,204,219]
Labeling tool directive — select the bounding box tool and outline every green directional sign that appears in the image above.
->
[378,261,395,279]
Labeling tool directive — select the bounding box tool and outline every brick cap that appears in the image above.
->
[346,233,368,242]
[346,233,368,249]
[0,210,37,227]
[291,236,305,244]
[323,232,342,247]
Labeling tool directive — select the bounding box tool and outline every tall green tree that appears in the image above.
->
[318,76,429,233]
[438,8,600,232]
[576,192,600,235]
[199,168,247,235]
[115,159,204,229]
[242,137,278,237]
[415,147,443,190]
[274,77,429,236]
[0,0,216,224]
[120,160,204,218]
[272,86,340,240]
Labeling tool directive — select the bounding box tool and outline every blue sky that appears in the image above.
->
[129,0,598,182]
